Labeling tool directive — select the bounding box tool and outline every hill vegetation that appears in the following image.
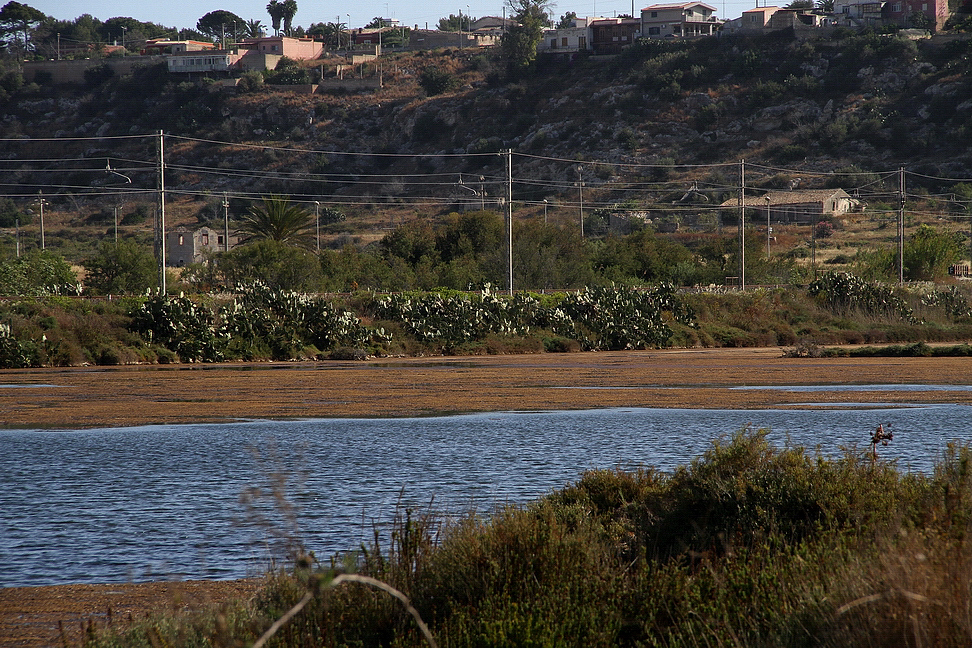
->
[4,26,972,365]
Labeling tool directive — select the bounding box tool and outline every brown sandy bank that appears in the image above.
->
[2,347,971,429]
[2,347,972,647]
[0,580,264,648]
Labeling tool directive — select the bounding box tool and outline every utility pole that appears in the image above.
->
[739,159,745,291]
[314,201,320,253]
[576,165,584,238]
[811,208,817,280]
[37,191,46,250]
[898,167,905,285]
[157,131,167,294]
[223,193,230,252]
[506,149,513,295]
[765,196,771,259]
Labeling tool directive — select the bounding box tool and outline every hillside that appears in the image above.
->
[3,29,972,268]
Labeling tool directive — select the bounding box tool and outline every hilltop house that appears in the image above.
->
[469,16,515,31]
[719,189,860,224]
[834,0,949,30]
[590,17,643,53]
[640,2,721,39]
[165,36,325,75]
[408,28,499,49]
[166,51,242,74]
[718,6,781,33]
[539,16,599,54]
[142,39,217,55]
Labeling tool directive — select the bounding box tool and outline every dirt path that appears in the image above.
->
[2,347,972,646]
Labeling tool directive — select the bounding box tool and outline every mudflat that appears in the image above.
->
[2,347,971,647]
[2,348,972,429]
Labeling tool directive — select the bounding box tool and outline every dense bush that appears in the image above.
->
[419,66,459,96]
[0,250,79,296]
[128,283,385,362]
[85,431,972,648]
[370,283,694,352]
[83,240,157,295]
[808,270,917,323]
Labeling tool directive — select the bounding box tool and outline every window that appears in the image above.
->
[892,2,901,9]
[751,14,761,21]
[685,8,694,15]
[178,235,184,245]
[651,10,658,17]
[578,36,586,48]
[562,36,568,46]
[551,38,557,47]
[217,235,224,245]
[648,26,660,34]
[201,233,209,245]
[921,2,927,9]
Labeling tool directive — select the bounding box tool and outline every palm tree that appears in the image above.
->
[244,19,265,38]
[281,0,298,35]
[239,195,314,246]
[266,0,285,35]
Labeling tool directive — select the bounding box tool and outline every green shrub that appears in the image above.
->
[419,66,459,96]
[0,250,79,296]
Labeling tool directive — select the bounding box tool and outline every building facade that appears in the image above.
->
[641,2,721,38]
[166,226,238,267]
[590,17,642,54]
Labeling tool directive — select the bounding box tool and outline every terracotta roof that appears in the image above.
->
[719,188,855,208]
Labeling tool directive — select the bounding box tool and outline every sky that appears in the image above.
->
[29,0,757,35]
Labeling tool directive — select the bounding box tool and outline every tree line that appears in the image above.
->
[1,193,966,298]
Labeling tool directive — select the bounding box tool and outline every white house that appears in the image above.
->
[538,16,601,53]
[641,2,721,38]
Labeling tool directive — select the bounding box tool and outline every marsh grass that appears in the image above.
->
[84,431,972,648]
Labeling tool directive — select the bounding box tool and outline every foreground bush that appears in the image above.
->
[3,275,972,367]
[87,431,972,648]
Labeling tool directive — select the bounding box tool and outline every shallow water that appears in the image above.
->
[2,404,971,587]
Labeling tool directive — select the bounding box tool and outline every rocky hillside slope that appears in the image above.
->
[3,29,972,230]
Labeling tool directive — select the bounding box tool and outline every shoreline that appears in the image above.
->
[4,347,972,646]
[0,580,265,648]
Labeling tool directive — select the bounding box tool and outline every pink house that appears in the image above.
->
[740,6,780,29]
[238,36,324,60]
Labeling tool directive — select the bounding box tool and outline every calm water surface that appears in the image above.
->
[2,404,971,588]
